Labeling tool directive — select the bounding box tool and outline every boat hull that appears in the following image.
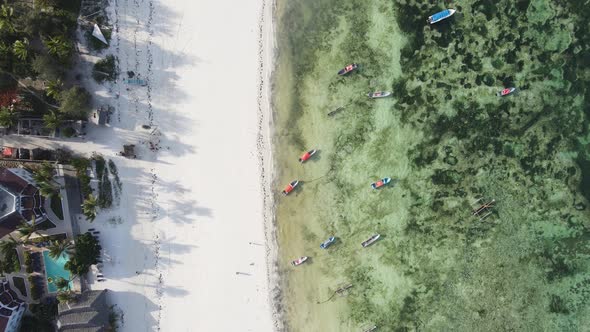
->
[338,63,358,76]
[428,9,456,24]
[291,256,308,266]
[320,237,336,249]
[371,177,391,189]
[362,234,380,248]
[497,87,516,96]
[282,180,299,195]
[368,91,392,98]
[299,149,317,163]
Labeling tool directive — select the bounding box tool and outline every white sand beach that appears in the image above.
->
[13,0,279,330]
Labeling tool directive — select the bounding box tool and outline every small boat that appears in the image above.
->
[371,177,391,189]
[497,87,516,96]
[363,326,378,332]
[282,180,299,195]
[299,150,317,163]
[368,91,392,98]
[361,234,380,248]
[338,63,358,76]
[291,256,308,266]
[320,237,336,249]
[328,107,345,117]
[427,9,456,24]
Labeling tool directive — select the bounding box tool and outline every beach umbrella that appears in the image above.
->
[92,24,108,45]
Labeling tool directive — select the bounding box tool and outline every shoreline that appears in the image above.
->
[257,0,286,330]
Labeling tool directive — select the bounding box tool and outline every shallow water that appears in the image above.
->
[274,0,590,330]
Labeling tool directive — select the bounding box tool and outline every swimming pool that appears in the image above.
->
[42,251,72,293]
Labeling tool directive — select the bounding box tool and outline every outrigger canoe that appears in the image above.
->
[291,256,308,266]
[427,9,456,24]
[320,237,336,249]
[368,91,392,98]
[338,63,358,76]
[299,149,316,163]
[282,180,299,195]
[371,177,391,189]
[362,234,380,248]
[497,87,516,96]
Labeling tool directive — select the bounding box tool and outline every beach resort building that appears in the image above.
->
[56,289,109,331]
[0,280,26,332]
[0,167,47,238]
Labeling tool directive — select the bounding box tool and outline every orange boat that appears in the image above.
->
[298,149,316,163]
[282,180,299,195]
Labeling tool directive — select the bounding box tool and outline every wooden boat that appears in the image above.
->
[427,9,456,24]
[371,177,391,189]
[282,180,299,196]
[497,87,516,96]
[328,107,345,117]
[362,234,380,248]
[338,63,358,76]
[299,150,316,163]
[291,256,308,266]
[363,326,377,332]
[368,91,391,98]
[320,237,336,249]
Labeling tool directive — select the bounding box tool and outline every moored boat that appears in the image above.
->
[338,63,358,76]
[497,87,516,96]
[291,256,308,266]
[282,180,299,195]
[371,177,391,189]
[361,234,380,248]
[320,236,336,249]
[363,326,378,332]
[368,91,392,99]
[427,9,456,24]
[299,149,317,163]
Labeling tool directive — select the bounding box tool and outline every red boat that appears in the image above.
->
[338,63,358,76]
[298,149,316,163]
[291,256,308,266]
[497,87,516,96]
[282,180,299,195]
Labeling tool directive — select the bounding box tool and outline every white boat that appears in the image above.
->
[291,256,308,266]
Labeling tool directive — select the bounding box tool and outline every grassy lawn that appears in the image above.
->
[50,197,64,220]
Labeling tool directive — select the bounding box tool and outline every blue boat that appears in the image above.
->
[320,237,336,249]
[427,9,456,24]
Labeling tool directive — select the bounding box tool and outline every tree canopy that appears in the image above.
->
[64,232,100,276]
[58,86,91,120]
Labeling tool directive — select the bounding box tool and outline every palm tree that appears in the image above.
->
[17,216,40,242]
[38,181,58,198]
[0,238,18,257]
[48,239,73,260]
[56,290,76,303]
[45,79,63,99]
[12,38,28,61]
[82,195,98,222]
[42,110,62,131]
[0,106,17,127]
[0,5,15,33]
[55,277,71,291]
[44,36,71,60]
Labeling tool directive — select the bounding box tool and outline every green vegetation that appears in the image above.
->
[50,197,64,220]
[82,194,97,222]
[65,232,100,276]
[12,276,26,297]
[72,157,91,199]
[48,239,72,260]
[93,55,118,82]
[24,251,32,273]
[28,275,43,300]
[20,300,58,332]
[276,0,590,330]
[0,0,89,131]
[0,238,20,273]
